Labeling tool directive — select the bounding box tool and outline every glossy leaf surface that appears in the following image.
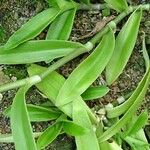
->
[0,40,85,64]
[106,8,142,85]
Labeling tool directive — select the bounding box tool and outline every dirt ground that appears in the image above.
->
[0,0,150,149]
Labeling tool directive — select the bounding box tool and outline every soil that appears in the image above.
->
[0,0,150,149]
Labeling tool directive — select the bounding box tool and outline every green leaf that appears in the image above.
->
[28,64,65,102]
[98,67,150,143]
[106,8,142,85]
[125,111,148,136]
[46,9,76,40]
[73,99,100,150]
[81,86,109,101]
[4,8,60,50]
[46,0,58,7]
[125,136,150,146]
[56,28,115,107]
[28,65,100,150]
[62,120,88,136]
[99,141,123,150]
[37,122,63,149]
[106,69,148,118]
[142,32,150,71]
[80,0,90,5]
[0,132,42,143]
[0,40,85,64]
[104,0,128,12]
[4,104,61,122]
[10,86,37,150]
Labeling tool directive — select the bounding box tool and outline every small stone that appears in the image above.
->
[117,96,125,104]
[11,76,17,82]
[0,93,3,101]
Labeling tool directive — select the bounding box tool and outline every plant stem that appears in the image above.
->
[0,4,149,93]
[78,3,108,10]
[40,44,93,79]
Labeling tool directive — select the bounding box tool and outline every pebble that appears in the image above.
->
[0,93,3,101]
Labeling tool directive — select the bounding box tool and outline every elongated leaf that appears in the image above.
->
[4,104,61,122]
[0,40,85,64]
[28,64,65,102]
[104,0,128,12]
[106,8,142,85]
[106,72,147,118]
[56,28,115,107]
[62,120,88,136]
[126,111,148,136]
[37,122,62,149]
[46,9,76,40]
[98,67,150,142]
[73,99,100,150]
[125,136,150,146]
[142,32,150,71]
[28,65,101,150]
[56,0,76,9]
[11,86,37,150]
[81,86,109,101]
[0,132,42,143]
[4,8,60,50]
[129,129,150,150]
[47,0,58,7]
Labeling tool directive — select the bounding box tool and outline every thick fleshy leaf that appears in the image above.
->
[106,8,142,85]
[46,9,76,40]
[0,40,85,64]
[4,104,61,122]
[56,28,115,107]
[3,8,60,50]
[104,0,128,12]
[10,86,37,150]
[37,122,63,149]
[81,86,109,101]
[62,120,88,136]
[73,99,100,150]
[98,67,150,142]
